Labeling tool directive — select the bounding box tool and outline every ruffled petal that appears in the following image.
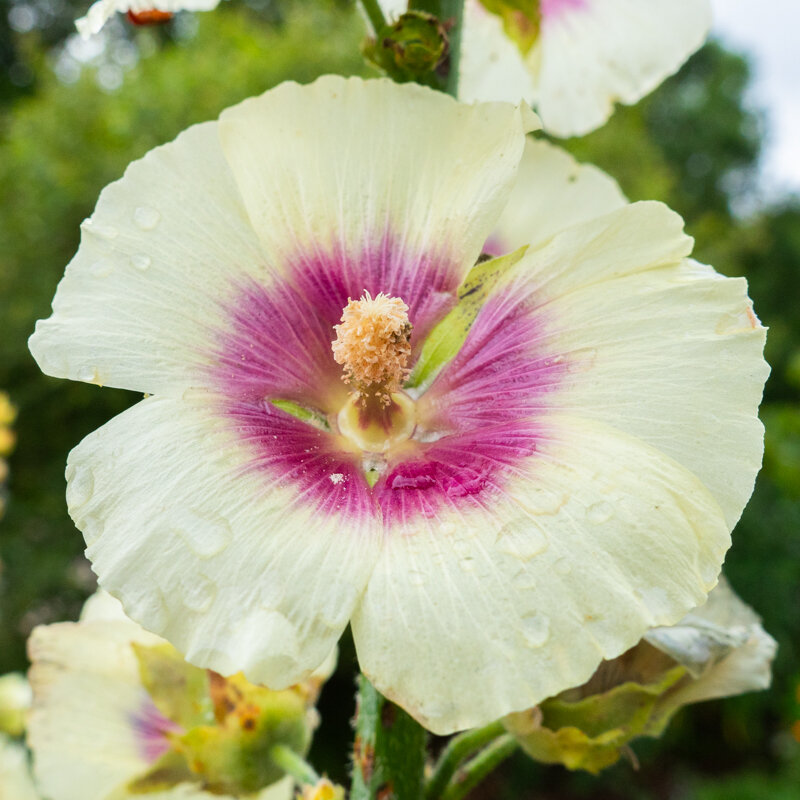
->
[531,0,712,136]
[29,122,267,397]
[485,201,767,527]
[69,395,380,688]
[218,75,536,344]
[489,139,627,253]
[352,414,728,734]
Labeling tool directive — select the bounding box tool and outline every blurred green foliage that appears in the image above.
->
[0,2,799,798]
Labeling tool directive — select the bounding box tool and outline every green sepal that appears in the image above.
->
[174,673,311,794]
[477,0,541,54]
[506,665,687,774]
[132,642,214,730]
[362,11,450,88]
[270,399,330,431]
[125,750,195,795]
[406,246,528,391]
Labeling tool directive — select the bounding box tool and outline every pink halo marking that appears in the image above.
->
[211,237,566,526]
[130,695,183,763]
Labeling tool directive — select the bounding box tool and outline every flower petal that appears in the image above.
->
[531,0,712,136]
[505,202,767,526]
[29,122,267,397]
[27,620,162,800]
[352,414,728,734]
[76,0,220,38]
[218,76,536,307]
[489,139,627,253]
[0,735,39,800]
[68,395,380,688]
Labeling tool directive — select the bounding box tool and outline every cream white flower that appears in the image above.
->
[30,76,767,734]
[76,0,221,38]
[26,591,319,800]
[378,0,712,137]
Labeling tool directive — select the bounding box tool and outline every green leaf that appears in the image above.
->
[407,246,528,391]
[477,0,541,54]
[132,642,214,730]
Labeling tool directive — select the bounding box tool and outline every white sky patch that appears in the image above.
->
[710,0,800,200]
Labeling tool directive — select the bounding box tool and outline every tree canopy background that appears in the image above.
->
[1,2,798,798]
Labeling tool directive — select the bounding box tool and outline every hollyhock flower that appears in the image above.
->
[0,735,39,800]
[75,0,221,38]
[27,591,323,800]
[505,577,776,773]
[376,0,712,137]
[29,76,767,734]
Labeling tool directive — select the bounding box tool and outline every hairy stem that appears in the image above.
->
[425,719,506,800]
[441,734,519,800]
[359,0,388,32]
[350,675,427,800]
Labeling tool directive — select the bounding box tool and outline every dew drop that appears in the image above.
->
[131,253,151,271]
[409,570,427,587]
[516,488,567,516]
[85,220,118,240]
[496,519,548,561]
[439,521,456,536]
[134,205,161,230]
[587,501,613,524]
[173,510,232,558]
[179,573,218,613]
[66,464,94,509]
[77,364,99,384]
[554,557,572,576]
[89,259,113,277]
[521,612,550,647]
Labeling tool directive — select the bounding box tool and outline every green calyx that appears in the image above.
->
[477,0,541,55]
[504,664,688,774]
[363,11,451,88]
[127,644,311,795]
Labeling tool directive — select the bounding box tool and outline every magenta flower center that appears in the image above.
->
[210,237,565,526]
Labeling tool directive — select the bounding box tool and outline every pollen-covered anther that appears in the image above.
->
[331,291,412,404]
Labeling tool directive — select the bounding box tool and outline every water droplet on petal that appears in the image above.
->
[84,220,118,240]
[179,573,217,613]
[516,488,567,516]
[521,612,550,647]
[496,519,548,561]
[439,521,456,536]
[409,570,427,587]
[587,501,613,524]
[77,364,99,384]
[459,556,476,572]
[89,259,113,277]
[131,253,151,271]
[134,206,161,230]
[172,510,232,558]
[66,464,94,509]
[554,557,572,576]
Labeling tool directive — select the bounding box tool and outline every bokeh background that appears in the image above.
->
[1,1,799,797]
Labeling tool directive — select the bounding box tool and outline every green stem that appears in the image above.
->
[350,674,427,800]
[425,719,506,800]
[441,0,464,97]
[441,735,518,800]
[269,743,319,787]
[359,0,388,32]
